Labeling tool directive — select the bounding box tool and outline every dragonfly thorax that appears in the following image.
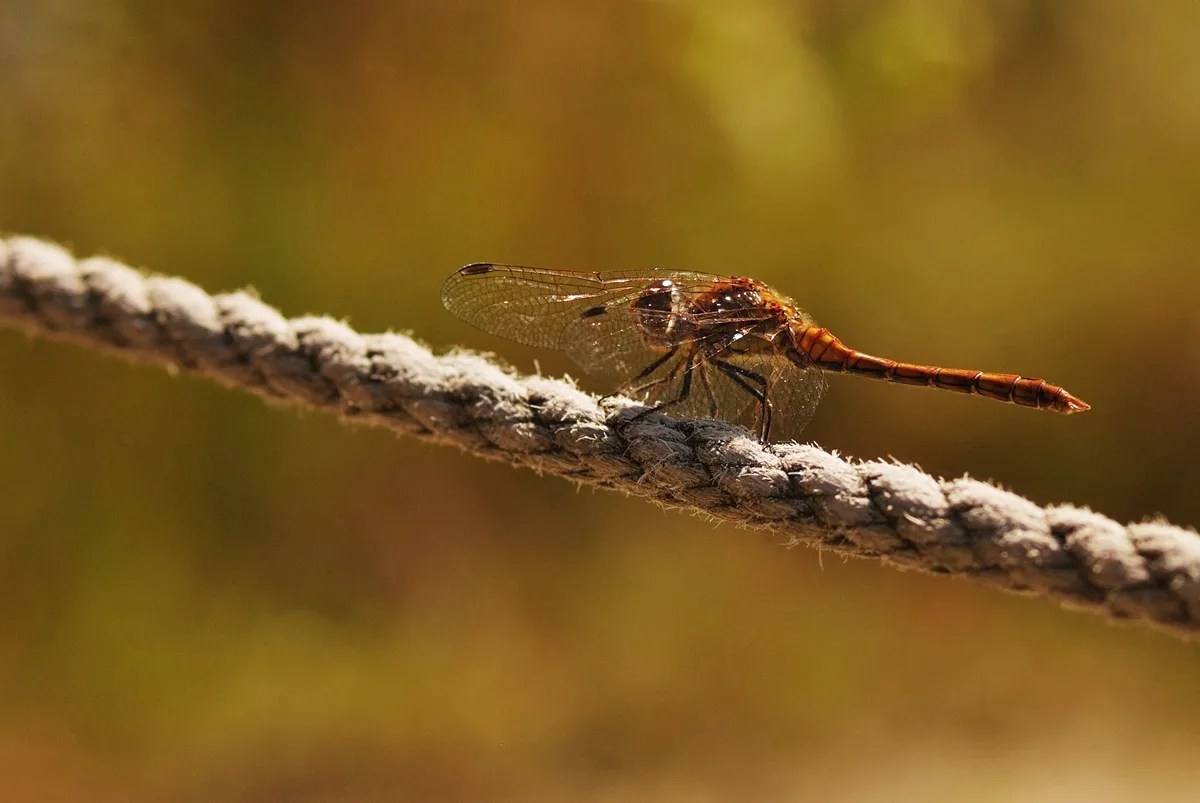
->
[697,283,765,316]
[630,277,787,352]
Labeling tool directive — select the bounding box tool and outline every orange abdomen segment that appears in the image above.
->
[791,327,1090,414]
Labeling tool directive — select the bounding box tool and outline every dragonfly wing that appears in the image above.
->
[558,296,782,374]
[586,333,765,429]
[441,263,726,350]
[679,346,825,442]
[762,350,828,442]
[570,330,825,442]
[557,302,670,384]
[441,264,642,349]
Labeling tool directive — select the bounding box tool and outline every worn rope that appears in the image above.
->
[2,235,1198,639]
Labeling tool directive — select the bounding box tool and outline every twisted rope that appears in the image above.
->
[2,235,1198,639]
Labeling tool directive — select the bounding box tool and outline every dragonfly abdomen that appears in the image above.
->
[789,326,1089,414]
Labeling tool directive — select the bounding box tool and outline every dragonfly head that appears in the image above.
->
[632,279,676,313]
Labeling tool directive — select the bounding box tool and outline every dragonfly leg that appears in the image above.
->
[641,347,697,416]
[599,347,679,404]
[694,362,720,418]
[628,346,680,383]
[618,347,686,400]
[626,347,699,422]
[712,359,772,440]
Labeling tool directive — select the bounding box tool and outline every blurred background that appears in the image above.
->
[2,1,1199,800]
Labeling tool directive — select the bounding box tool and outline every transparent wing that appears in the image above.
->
[758,349,828,443]
[631,347,771,434]
[555,301,770,378]
[440,263,730,350]
[611,339,828,442]
[690,347,827,442]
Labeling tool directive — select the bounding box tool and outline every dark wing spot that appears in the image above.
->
[458,263,496,276]
[580,305,608,319]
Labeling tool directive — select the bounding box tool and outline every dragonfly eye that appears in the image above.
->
[632,283,674,313]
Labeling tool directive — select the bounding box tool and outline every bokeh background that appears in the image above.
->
[2,1,1199,800]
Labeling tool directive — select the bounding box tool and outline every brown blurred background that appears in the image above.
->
[2,1,1199,801]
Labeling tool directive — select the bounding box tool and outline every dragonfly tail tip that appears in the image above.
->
[1062,395,1091,414]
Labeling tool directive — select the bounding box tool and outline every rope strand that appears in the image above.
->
[2,235,1198,639]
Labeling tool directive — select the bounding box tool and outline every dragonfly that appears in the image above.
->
[441,263,1090,442]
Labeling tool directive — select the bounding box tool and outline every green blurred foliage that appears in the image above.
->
[1,1,1199,800]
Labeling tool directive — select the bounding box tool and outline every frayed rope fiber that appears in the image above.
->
[2,235,1199,639]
